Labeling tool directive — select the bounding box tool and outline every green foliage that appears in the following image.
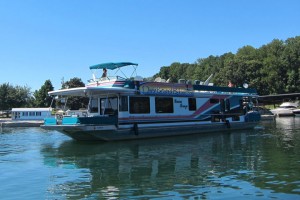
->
[154,36,300,95]
[61,77,88,110]
[62,77,85,89]
[0,83,32,110]
[1,36,300,111]
[33,80,54,107]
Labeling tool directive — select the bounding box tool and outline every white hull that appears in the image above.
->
[271,101,299,117]
[42,120,259,141]
[293,109,300,117]
[270,108,295,117]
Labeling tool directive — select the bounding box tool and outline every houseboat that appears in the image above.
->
[41,62,261,141]
[12,107,52,120]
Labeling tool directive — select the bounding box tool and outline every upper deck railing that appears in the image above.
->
[193,85,257,95]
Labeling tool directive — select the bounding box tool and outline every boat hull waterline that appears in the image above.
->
[42,120,259,141]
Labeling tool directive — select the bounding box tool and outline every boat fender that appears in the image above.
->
[225,120,230,128]
[133,123,139,135]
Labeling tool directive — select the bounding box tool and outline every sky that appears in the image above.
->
[0,0,299,92]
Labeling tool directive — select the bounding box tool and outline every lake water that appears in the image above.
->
[0,118,300,200]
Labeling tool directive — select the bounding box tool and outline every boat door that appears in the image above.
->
[100,96,118,116]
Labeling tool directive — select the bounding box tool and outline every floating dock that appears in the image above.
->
[0,119,43,127]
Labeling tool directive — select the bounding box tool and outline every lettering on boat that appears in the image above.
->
[140,83,193,97]
[174,99,188,109]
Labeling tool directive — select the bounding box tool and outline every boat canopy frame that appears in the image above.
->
[89,62,139,80]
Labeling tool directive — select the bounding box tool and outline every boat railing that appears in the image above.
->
[44,113,118,125]
[193,85,257,95]
[87,75,128,83]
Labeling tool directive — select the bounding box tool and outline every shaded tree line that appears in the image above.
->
[0,78,87,110]
[1,36,299,110]
[154,36,300,95]
[0,83,32,110]
[0,80,54,110]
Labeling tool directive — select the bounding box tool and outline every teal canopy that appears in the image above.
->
[89,62,138,70]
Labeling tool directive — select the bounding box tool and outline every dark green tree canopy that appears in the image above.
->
[0,83,32,110]
[1,36,299,111]
[33,80,54,107]
[62,77,85,89]
[154,36,300,95]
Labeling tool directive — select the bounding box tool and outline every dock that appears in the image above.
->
[0,119,43,127]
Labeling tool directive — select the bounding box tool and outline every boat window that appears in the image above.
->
[188,98,196,111]
[101,97,118,115]
[119,96,128,112]
[89,97,99,113]
[155,97,174,113]
[129,97,150,114]
[220,99,225,112]
[210,98,219,104]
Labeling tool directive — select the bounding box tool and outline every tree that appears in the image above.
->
[154,66,170,80]
[0,83,10,110]
[283,36,300,92]
[0,83,32,110]
[153,36,300,95]
[33,80,54,107]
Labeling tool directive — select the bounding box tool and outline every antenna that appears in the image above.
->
[203,74,213,85]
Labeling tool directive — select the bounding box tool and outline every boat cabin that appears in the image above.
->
[12,108,52,120]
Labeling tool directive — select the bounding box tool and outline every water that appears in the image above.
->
[1,118,300,200]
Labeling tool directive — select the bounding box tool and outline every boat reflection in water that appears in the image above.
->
[41,122,300,199]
